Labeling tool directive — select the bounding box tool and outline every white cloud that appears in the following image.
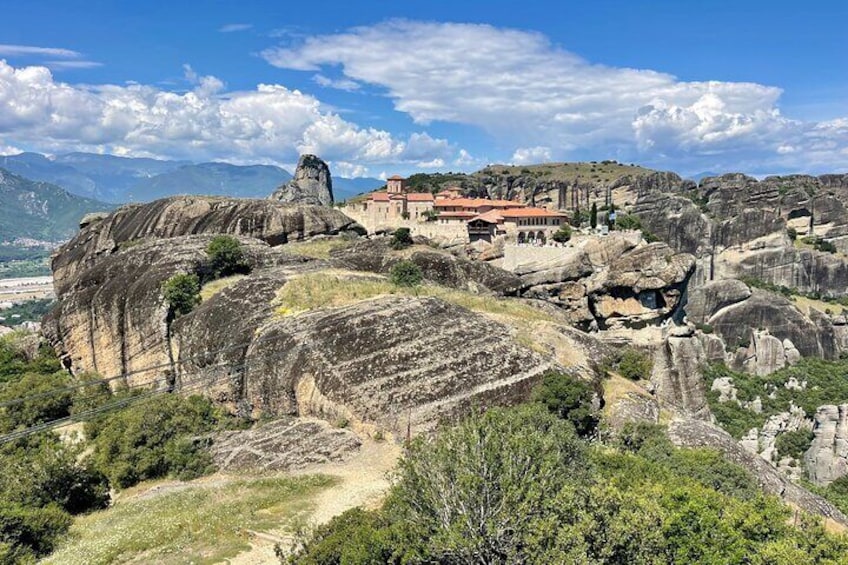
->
[332,161,369,178]
[417,158,444,168]
[263,20,848,173]
[512,146,551,165]
[313,74,360,92]
[219,23,252,33]
[0,60,459,169]
[0,45,81,58]
[43,60,102,70]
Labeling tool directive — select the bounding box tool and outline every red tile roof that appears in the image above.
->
[406,193,435,202]
[387,175,404,180]
[471,210,505,224]
[369,192,390,201]
[499,207,567,218]
[434,198,524,210]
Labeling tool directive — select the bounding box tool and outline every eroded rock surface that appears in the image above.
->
[270,154,334,207]
[805,404,848,486]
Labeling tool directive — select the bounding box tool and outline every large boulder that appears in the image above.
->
[805,404,848,486]
[651,330,711,420]
[52,195,360,294]
[270,154,334,206]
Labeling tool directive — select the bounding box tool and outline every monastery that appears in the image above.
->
[343,175,568,244]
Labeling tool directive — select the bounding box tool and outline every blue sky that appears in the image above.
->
[0,0,846,178]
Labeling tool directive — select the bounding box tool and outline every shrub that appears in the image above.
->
[618,347,653,380]
[389,260,423,287]
[0,501,72,562]
[786,227,798,241]
[89,394,230,489]
[0,370,71,433]
[206,235,248,278]
[552,224,572,243]
[774,429,814,460]
[614,214,644,231]
[531,371,598,437]
[163,273,201,318]
[390,227,414,250]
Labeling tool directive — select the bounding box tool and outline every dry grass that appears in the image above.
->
[44,474,335,565]
[601,373,652,419]
[273,271,554,325]
[199,274,247,301]
[283,239,356,259]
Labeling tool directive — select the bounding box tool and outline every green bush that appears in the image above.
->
[551,224,572,243]
[787,227,798,241]
[0,370,71,433]
[390,227,413,250]
[206,235,248,278]
[0,501,72,562]
[590,202,598,229]
[531,371,598,437]
[775,429,814,460]
[163,273,201,318]
[389,260,423,287]
[614,213,643,231]
[618,347,653,380]
[89,394,230,489]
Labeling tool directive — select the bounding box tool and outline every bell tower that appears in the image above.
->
[387,175,405,194]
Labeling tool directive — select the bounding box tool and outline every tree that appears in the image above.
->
[389,260,422,287]
[206,235,248,278]
[390,227,413,250]
[163,273,201,318]
[618,347,653,380]
[552,224,572,243]
[590,202,598,229]
[531,371,598,437]
[607,202,616,229]
[390,405,587,563]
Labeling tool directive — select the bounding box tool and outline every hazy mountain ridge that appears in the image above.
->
[0,152,381,203]
[0,168,113,241]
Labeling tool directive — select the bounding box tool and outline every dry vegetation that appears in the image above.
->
[283,238,356,260]
[477,160,652,183]
[273,271,554,325]
[199,274,247,301]
[43,474,335,565]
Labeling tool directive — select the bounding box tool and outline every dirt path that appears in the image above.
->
[223,438,402,565]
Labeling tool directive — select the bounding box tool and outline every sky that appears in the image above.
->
[0,0,846,179]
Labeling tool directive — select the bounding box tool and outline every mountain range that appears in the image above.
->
[0,168,113,242]
[0,152,382,203]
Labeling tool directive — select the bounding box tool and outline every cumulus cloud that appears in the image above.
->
[263,20,848,173]
[0,60,459,168]
[512,146,552,165]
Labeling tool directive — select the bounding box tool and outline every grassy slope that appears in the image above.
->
[44,474,335,565]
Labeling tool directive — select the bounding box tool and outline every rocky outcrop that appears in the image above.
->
[668,418,848,526]
[270,154,334,206]
[171,284,558,433]
[329,239,522,295]
[209,417,362,472]
[42,235,300,386]
[805,404,848,486]
[651,327,711,420]
[685,279,751,324]
[51,196,361,294]
[502,236,695,330]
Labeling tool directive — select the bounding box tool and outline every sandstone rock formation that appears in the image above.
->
[805,404,848,486]
[651,327,711,420]
[329,238,523,295]
[209,417,362,472]
[270,154,334,206]
[51,195,361,294]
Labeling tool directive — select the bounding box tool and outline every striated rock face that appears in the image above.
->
[805,404,848,486]
[209,417,362,472]
[685,279,751,324]
[668,418,848,526]
[651,330,711,420]
[171,284,558,433]
[270,154,334,206]
[52,195,360,294]
[329,239,522,295]
[42,235,296,386]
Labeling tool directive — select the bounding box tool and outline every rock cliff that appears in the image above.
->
[270,154,334,206]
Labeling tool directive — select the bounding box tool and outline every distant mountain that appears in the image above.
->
[0,168,113,241]
[0,152,379,203]
[333,177,384,200]
[128,162,291,201]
